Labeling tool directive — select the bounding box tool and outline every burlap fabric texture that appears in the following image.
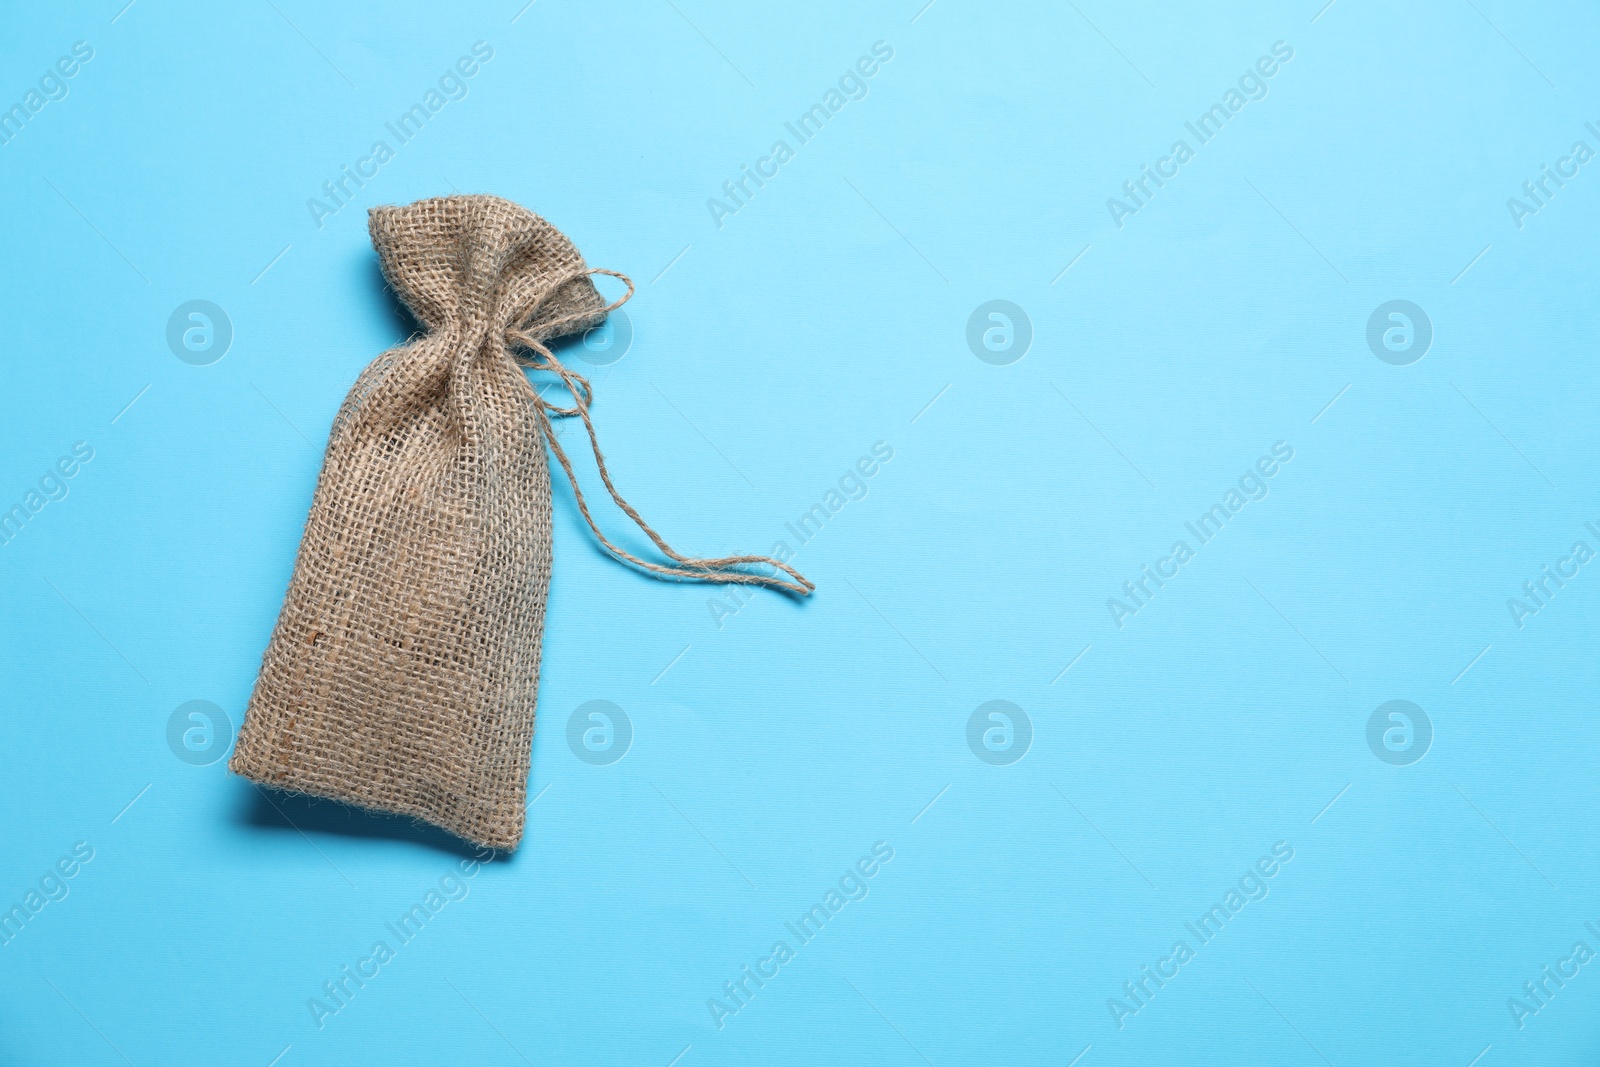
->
[230,195,811,850]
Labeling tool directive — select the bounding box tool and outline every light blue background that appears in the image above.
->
[3,1,1599,1064]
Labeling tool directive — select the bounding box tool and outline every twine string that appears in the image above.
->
[505,269,814,596]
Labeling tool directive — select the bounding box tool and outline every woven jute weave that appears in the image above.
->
[231,195,810,850]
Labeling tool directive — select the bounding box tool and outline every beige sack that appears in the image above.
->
[231,195,809,850]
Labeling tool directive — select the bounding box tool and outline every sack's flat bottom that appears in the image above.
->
[229,745,526,853]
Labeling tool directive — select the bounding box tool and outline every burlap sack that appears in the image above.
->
[231,195,810,850]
